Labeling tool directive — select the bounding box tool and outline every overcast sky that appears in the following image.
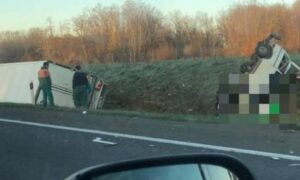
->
[0,0,296,31]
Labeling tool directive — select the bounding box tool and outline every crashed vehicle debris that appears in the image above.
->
[240,32,300,75]
[217,33,300,127]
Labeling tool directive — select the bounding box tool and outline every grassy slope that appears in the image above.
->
[86,57,247,115]
[86,54,300,115]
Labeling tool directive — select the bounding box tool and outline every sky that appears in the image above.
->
[0,0,296,31]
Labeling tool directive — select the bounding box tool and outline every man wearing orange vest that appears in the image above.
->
[38,62,54,107]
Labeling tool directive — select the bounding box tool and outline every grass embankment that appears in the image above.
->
[86,54,300,115]
[86,57,248,115]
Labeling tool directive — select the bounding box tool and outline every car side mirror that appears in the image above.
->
[65,154,255,180]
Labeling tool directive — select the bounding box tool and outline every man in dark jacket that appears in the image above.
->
[72,65,90,108]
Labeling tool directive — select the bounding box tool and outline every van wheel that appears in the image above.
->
[255,43,273,59]
[240,62,251,73]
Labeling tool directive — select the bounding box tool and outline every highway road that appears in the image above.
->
[0,107,300,180]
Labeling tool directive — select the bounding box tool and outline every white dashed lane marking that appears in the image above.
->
[92,137,117,145]
[1,118,300,161]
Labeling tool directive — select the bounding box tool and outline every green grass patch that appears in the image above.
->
[83,54,300,115]
[85,57,247,115]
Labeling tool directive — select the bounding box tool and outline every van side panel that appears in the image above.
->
[0,61,44,104]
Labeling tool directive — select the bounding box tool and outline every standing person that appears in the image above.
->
[72,65,90,108]
[38,62,54,107]
[215,89,220,116]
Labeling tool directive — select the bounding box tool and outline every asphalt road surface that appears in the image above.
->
[1,107,300,180]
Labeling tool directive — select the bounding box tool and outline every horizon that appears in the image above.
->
[0,0,296,32]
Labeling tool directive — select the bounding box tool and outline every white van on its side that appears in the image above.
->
[0,60,106,110]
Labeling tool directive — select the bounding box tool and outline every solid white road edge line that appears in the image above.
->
[92,137,117,145]
[0,118,299,161]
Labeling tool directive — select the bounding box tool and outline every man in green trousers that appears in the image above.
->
[38,62,54,107]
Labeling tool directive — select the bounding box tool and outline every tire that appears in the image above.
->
[255,42,273,59]
[240,62,251,73]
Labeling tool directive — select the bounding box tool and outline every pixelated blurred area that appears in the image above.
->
[217,74,300,127]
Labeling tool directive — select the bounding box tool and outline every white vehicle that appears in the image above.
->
[237,33,300,90]
[217,33,300,126]
[241,32,300,76]
[0,60,107,109]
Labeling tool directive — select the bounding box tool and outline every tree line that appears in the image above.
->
[1,0,300,64]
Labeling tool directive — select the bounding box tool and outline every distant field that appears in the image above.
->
[86,54,300,115]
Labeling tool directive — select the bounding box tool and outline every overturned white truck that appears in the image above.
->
[0,60,107,109]
[218,33,300,126]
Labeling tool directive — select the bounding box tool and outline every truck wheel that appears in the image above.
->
[255,43,273,59]
[240,62,251,73]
